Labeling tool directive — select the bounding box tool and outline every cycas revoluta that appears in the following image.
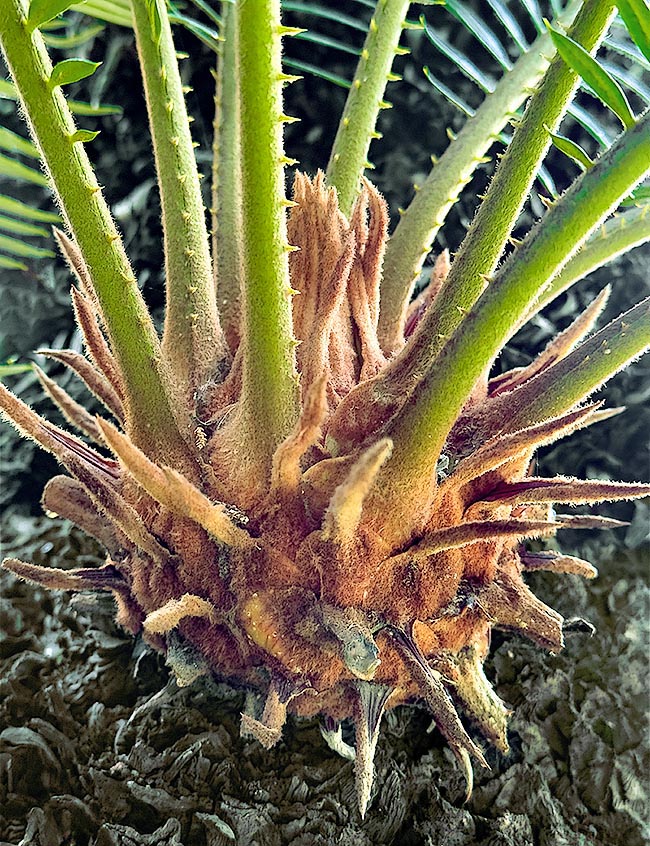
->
[1,0,649,818]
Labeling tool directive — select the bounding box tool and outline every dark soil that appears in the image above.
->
[1,517,648,846]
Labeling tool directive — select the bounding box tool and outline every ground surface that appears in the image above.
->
[0,516,648,846]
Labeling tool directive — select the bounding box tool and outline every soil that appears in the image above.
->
[0,517,648,846]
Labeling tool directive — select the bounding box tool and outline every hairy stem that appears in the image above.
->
[379,109,650,535]
[497,297,650,432]
[211,0,243,351]
[390,0,615,373]
[378,10,580,353]
[526,201,650,318]
[132,0,224,402]
[0,0,189,461]
[326,0,411,217]
[235,0,299,471]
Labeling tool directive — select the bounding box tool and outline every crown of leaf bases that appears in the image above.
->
[1,0,649,820]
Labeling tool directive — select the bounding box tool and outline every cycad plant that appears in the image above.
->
[1,0,649,819]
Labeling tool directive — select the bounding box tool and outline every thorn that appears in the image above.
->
[370,17,378,33]
[277,72,303,84]
[395,45,410,56]
[322,438,393,546]
[276,25,307,36]
[278,113,300,124]
[387,72,402,82]
[446,127,457,141]
[284,244,300,253]
[279,155,299,166]
[354,682,392,819]
[370,130,383,139]
[280,198,299,208]
[378,99,392,110]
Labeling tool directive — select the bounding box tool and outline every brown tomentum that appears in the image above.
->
[2,173,648,817]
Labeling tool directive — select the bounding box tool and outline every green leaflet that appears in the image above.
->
[0,256,28,270]
[27,0,86,32]
[546,125,593,169]
[0,79,17,99]
[69,129,100,143]
[68,99,122,116]
[0,233,55,258]
[621,185,650,205]
[0,214,49,237]
[441,0,513,71]
[146,0,163,44]
[0,127,40,159]
[0,195,59,222]
[616,0,650,63]
[547,22,636,128]
[70,0,132,27]
[0,153,49,187]
[49,58,101,88]
[2,77,121,114]
[166,11,221,52]
[0,362,32,376]
[42,23,105,49]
